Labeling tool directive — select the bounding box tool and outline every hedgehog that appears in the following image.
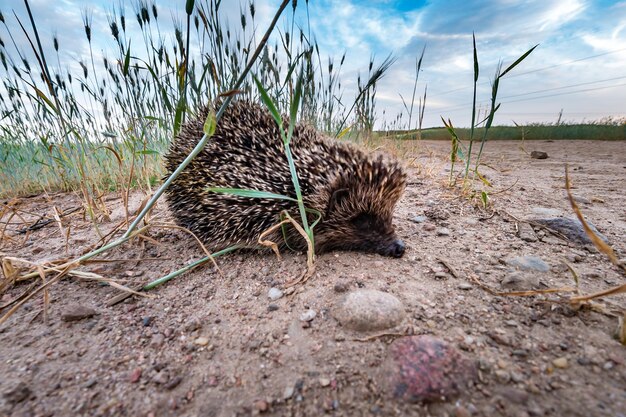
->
[164,101,407,257]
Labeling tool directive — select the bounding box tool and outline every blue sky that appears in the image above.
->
[2,0,626,128]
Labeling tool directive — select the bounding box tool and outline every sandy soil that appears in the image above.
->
[1,140,625,417]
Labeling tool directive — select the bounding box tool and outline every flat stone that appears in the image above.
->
[529,207,563,218]
[518,222,537,242]
[506,256,550,272]
[378,335,477,403]
[530,150,548,159]
[411,215,427,223]
[500,271,541,291]
[334,290,405,332]
[61,305,97,322]
[533,217,608,245]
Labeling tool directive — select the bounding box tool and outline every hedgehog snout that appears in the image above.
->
[378,239,405,258]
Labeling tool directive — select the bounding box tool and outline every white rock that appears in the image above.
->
[268,287,284,301]
[300,309,317,322]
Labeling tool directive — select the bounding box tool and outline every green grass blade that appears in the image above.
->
[207,187,297,202]
[123,41,131,76]
[143,245,240,291]
[500,44,539,78]
[253,74,285,140]
[287,71,303,143]
[203,107,217,136]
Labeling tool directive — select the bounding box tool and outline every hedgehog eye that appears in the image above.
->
[351,213,374,230]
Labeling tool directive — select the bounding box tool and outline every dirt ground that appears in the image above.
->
[1,140,625,417]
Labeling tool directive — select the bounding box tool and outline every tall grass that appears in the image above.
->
[0,0,391,199]
[440,34,536,205]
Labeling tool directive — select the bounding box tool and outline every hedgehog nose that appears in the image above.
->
[389,239,405,258]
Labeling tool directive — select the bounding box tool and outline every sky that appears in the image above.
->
[2,0,625,128]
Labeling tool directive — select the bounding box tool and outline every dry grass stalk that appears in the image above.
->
[617,313,626,345]
[1,218,225,318]
[564,166,625,308]
[565,166,621,268]
[258,211,315,287]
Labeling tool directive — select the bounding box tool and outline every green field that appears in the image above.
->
[383,122,626,141]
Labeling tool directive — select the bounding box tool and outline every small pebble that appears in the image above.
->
[435,271,448,279]
[319,377,331,387]
[268,304,279,312]
[495,370,511,383]
[83,378,97,389]
[165,376,183,390]
[300,309,317,322]
[530,150,548,159]
[194,337,209,346]
[283,386,295,400]
[152,371,169,385]
[129,367,142,383]
[552,357,568,369]
[268,287,283,301]
[437,227,451,236]
[457,283,473,290]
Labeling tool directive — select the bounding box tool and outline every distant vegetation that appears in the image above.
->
[384,120,626,141]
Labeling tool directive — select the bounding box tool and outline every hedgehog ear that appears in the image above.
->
[326,188,349,218]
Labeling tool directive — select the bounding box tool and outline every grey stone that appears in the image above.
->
[530,151,548,159]
[411,215,427,223]
[335,290,405,332]
[506,256,550,272]
[518,222,537,242]
[529,207,563,218]
[268,287,284,301]
[500,271,541,290]
[533,217,608,245]
[61,305,97,322]
[299,309,317,322]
